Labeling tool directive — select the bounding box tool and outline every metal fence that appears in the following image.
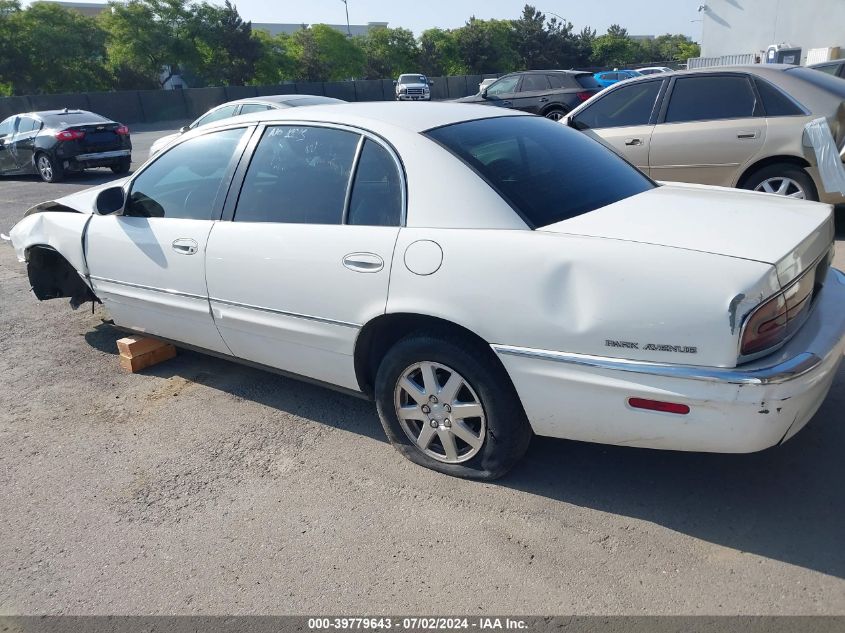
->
[0,74,506,124]
[687,54,757,69]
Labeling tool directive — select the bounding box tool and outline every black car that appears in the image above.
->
[808,58,845,79]
[455,70,602,120]
[0,109,132,183]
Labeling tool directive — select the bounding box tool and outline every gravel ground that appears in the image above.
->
[0,127,844,615]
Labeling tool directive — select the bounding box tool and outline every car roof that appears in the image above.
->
[201,101,527,135]
[231,94,345,107]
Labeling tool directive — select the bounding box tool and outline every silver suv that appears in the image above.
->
[394,74,432,101]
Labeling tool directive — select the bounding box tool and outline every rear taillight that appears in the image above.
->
[116,125,130,136]
[739,265,820,357]
[576,90,595,102]
[55,129,84,141]
[628,398,690,415]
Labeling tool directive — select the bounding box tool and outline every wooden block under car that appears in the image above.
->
[117,336,177,373]
[117,335,169,358]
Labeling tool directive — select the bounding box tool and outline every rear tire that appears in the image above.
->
[111,157,131,174]
[35,152,63,183]
[543,107,567,121]
[741,163,818,201]
[375,332,532,480]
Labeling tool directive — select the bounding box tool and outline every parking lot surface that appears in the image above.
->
[1,127,844,615]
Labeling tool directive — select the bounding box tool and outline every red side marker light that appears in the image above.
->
[628,397,690,415]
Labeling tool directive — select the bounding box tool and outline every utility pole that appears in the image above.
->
[340,0,351,37]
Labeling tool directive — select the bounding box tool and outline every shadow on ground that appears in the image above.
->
[85,320,845,580]
[1,169,132,187]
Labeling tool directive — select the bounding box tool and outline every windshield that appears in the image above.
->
[426,116,654,228]
[399,76,427,84]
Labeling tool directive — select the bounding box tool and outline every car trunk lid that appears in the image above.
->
[68,122,125,152]
[541,182,835,287]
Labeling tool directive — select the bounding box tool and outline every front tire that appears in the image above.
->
[741,163,818,201]
[375,333,532,480]
[35,152,63,183]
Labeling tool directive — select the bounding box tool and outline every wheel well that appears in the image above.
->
[737,155,811,188]
[25,245,98,308]
[353,313,505,399]
[541,104,567,115]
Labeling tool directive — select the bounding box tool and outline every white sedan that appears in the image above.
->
[9,103,845,479]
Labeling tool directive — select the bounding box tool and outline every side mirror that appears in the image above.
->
[481,88,489,99]
[96,186,126,215]
[428,79,434,85]
[392,80,397,86]
[179,125,190,134]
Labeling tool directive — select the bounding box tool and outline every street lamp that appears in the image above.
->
[340,0,351,37]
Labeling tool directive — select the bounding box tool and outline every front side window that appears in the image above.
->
[347,139,402,226]
[126,127,246,219]
[486,76,519,96]
[573,80,662,130]
[665,76,757,123]
[426,116,654,228]
[193,104,238,128]
[234,125,360,224]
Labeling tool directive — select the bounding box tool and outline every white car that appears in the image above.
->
[9,103,845,480]
[148,94,345,158]
[636,66,674,75]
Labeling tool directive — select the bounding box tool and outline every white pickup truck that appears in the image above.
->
[394,74,432,101]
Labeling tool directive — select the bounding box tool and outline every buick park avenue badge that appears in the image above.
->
[606,340,698,354]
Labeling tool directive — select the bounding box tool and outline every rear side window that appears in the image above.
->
[811,64,840,76]
[665,76,757,123]
[520,74,550,92]
[347,140,402,226]
[754,78,804,116]
[573,80,661,129]
[127,127,246,220]
[426,116,654,228]
[17,117,39,133]
[547,74,564,89]
[234,125,360,224]
[238,104,272,115]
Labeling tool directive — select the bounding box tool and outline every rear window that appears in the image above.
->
[577,75,601,90]
[425,116,654,228]
[40,111,109,126]
[785,66,845,99]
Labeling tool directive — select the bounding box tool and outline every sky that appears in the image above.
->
[45,0,705,40]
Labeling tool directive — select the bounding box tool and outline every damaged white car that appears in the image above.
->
[8,103,845,479]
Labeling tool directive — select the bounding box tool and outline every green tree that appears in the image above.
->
[102,0,195,88]
[358,27,418,80]
[591,24,640,67]
[1,2,110,94]
[250,29,296,85]
[453,17,517,75]
[417,28,461,76]
[288,24,364,82]
[187,1,260,86]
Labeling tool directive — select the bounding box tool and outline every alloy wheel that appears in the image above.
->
[544,110,565,121]
[394,361,486,464]
[754,176,806,199]
[37,155,53,181]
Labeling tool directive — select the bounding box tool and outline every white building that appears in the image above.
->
[699,0,845,65]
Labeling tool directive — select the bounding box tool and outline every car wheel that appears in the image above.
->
[375,333,532,480]
[742,164,818,201]
[543,108,566,121]
[110,157,131,174]
[35,153,63,183]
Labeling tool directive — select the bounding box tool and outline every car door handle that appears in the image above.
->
[625,138,643,146]
[501,101,512,107]
[343,252,384,273]
[737,131,760,139]
[539,97,549,103]
[171,238,198,255]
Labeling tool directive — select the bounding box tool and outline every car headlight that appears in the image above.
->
[399,87,407,93]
